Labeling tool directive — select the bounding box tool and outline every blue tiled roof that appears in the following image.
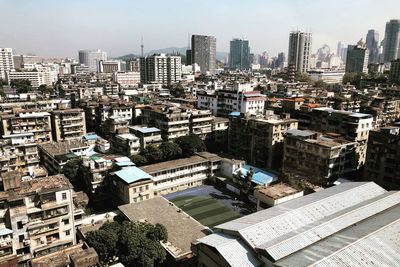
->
[0,228,12,236]
[229,111,241,117]
[135,127,161,134]
[114,167,152,184]
[115,161,136,167]
[83,134,99,141]
[236,164,278,186]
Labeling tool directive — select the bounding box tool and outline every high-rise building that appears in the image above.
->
[288,31,312,74]
[0,48,14,81]
[345,40,369,74]
[336,42,347,62]
[139,54,181,85]
[383,19,400,63]
[78,49,107,72]
[389,59,400,83]
[229,38,250,70]
[366,29,380,63]
[191,35,216,74]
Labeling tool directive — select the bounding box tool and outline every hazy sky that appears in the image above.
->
[1,0,399,58]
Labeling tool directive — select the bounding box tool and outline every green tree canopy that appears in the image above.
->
[130,154,148,166]
[86,221,168,267]
[159,142,182,160]
[62,157,83,183]
[10,79,32,94]
[174,134,206,157]
[38,84,54,95]
[141,144,163,164]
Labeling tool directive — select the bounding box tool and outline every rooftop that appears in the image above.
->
[113,166,152,184]
[255,183,301,200]
[39,140,89,156]
[130,126,161,134]
[235,165,278,186]
[140,155,210,174]
[119,197,207,260]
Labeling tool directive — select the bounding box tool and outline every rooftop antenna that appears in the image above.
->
[141,35,144,57]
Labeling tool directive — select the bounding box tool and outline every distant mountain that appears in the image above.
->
[115,47,228,61]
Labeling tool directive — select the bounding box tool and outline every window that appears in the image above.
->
[65,230,70,236]
[62,193,67,200]
[19,235,24,243]
[63,219,70,225]
[17,221,23,229]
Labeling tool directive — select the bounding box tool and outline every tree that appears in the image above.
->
[174,134,206,157]
[313,80,329,89]
[62,157,83,183]
[295,72,312,83]
[38,84,54,95]
[159,142,182,160]
[142,144,163,164]
[130,154,148,166]
[87,221,168,267]
[10,79,32,93]
[86,222,121,263]
[0,79,6,89]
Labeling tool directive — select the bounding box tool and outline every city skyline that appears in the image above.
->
[1,0,400,58]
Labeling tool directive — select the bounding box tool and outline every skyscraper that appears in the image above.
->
[345,40,369,74]
[78,49,107,72]
[191,35,216,74]
[0,48,14,81]
[366,29,380,63]
[288,31,312,74]
[383,19,400,63]
[229,38,250,70]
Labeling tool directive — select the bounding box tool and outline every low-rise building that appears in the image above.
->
[254,183,303,210]
[113,71,140,88]
[128,126,162,149]
[140,152,221,196]
[111,133,140,156]
[189,109,213,139]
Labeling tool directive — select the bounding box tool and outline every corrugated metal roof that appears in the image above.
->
[198,233,262,267]
[276,203,400,267]
[0,228,12,236]
[262,191,400,261]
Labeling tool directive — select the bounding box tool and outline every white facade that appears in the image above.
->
[308,70,345,84]
[0,48,14,80]
[78,49,107,72]
[114,71,140,88]
[7,71,46,88]
[288,31,312,73]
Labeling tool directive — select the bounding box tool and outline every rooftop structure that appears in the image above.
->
[195,182,400,267]
[119,197,207,261]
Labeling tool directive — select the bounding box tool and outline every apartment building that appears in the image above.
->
[50,109,87,142]
[38,140,92,174]
[140,152,221,196]
[189,109,213,139]
[0,173,75,266]
[0,100,71,114]
[98,60,120,73]
[113,71,140,88]
[228,113,298,170]
[283,129,358,185]
[128,126,162,149]
[0,48,14,81]
[364,127,400,190]
[110,166,154,205]
[140,54,181,85]
[197,87,265,116]
[6,71,48,88]
[111,133,140,156]
[309,107,373,167]
[141,105,190,141]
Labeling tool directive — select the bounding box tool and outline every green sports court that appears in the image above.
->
[170,195,241,228]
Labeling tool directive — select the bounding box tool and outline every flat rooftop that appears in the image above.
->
[39,140,89,156]
[140,155,209,174]
[119,197,207,260]
[256,183,301,200]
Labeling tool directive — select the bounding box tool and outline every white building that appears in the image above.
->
[0,48,14,80]
[113,71,140,88]
[140,54,181,85]
[308,70,345,84]
[78,49,107,72]
[288,31,312,74]
[7,71,46,88]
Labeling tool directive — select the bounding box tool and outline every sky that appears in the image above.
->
[1,0,399,59]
